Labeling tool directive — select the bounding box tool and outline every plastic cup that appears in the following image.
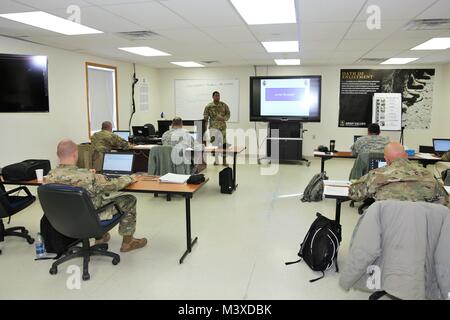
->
[35,169,44,182]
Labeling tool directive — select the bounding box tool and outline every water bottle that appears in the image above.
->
[35,232,46,258]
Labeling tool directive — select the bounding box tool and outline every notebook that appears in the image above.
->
[159,173,190,184]
[102,152,134,178]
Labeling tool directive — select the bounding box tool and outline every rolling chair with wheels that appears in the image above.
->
[144,123,156,136]
[37,184,125,280]
[0,181,35,254]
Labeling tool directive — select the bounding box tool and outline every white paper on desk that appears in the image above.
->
[445,186,450,195]
[415,153,440,160]
[314,151,326,155]
[324,185,349,197]
[324,180,351,187]
[159,173,190,184]
[133,144,158,149]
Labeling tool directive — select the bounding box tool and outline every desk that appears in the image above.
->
[314,151,442,173]
[323,181,350,224]
[1,175,209,264]
[206,146,246,192]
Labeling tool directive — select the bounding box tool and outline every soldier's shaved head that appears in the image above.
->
[384,141,407,165]
[102,121,113,131]
[57,139,78,163]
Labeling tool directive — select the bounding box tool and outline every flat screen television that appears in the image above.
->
[0,54,49,113]
[250,75,321,122]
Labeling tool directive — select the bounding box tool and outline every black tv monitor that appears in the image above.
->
[250,75,321,122]
[0,54,49,112]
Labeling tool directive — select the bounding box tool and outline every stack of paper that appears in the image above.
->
[415,153,440,160]
[323,180,350,197]
[159,173,190,184]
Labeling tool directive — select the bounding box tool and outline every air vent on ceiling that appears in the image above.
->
[404,19,450,31]
[116,30,161,40]
[200,61,219,65]
[357,58,387,63]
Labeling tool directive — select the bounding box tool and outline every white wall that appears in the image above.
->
[0,36,159,168]
[158,64,450,156]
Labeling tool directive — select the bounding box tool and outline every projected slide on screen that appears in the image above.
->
[260,79,310,117]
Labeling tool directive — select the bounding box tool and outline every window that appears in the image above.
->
[85,62,118,137]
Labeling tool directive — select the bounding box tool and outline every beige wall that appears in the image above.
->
[158,64,450,156]
[1,34,449,168]
[0,36,159,167]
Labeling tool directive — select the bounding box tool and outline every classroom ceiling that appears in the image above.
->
[0,0,449,68]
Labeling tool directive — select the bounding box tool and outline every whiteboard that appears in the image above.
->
[372,93,402,131]
[175,79,239,123]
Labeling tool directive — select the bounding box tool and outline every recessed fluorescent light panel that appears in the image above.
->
[410,37,450,50]
[0,11,102,35]
[118,47,171,57]
[230,0,296,25]
[380,58,419,64]
[262,41,298,53]
[171,61,204,67]
[274,59,300,65]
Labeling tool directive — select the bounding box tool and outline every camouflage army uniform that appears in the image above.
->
[91,130,131,171]
[45,164,137,236]
[203,101,230,145]
[162,128,194,148]
[349,158,449,206]
[351,135,389,156]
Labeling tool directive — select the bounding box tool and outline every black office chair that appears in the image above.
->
[144,123,156,136]
[0,182,36,254]
[37,184,125,280]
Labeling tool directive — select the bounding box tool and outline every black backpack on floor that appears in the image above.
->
[40,215,78,257]
[301,172,328,202]
[286,213,341,282]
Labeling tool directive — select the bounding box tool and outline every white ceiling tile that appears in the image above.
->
[300,22,350,41]
[46,6,143,33]
[374,37,431,51]
[413,50,450,63]
[362,49,404,59]
[300,40,341,51]
[225,42,265,53]
[332,50,366,59]
[389,28,447,40]
[249,24,298,41]
[416,0,450,19]
[103,1,191,30]
[204,26,256,43]
[143,28,217,44]
[29,33,135,50]
[161,0,245,27]
[85,0,154,5]
[297,0,366,22]
[345,21,406,40]
[335,39,381,52]
[12,0,92,10]
[0,0,35,13]
[354,0,437,22]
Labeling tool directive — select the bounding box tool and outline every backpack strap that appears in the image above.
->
[309,271,325,283]
[334,257,339,273]
[285,258,302,265]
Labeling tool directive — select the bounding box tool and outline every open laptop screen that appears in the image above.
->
[368,159,387,171]
[102,153,134,174]
[113,130,129,141]
[433,139,450,154]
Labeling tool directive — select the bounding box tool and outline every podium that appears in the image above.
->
[266,121,309,165]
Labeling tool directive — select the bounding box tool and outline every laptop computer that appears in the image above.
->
[102,152,134,178]
[113,130,130,141]
[368,158,387,171]
[132,126,149,137]
[432,138,450,156]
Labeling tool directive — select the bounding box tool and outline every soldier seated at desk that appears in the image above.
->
[349,142,449,207]
[45,139,147,252]
[351,123,389,156]
[91,121,132,172]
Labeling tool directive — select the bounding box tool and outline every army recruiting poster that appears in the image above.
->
[339,69,435,129]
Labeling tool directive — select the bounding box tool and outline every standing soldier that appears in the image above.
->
[203,91,230,165]
[91,121,131,171]
[45,139,147,252]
